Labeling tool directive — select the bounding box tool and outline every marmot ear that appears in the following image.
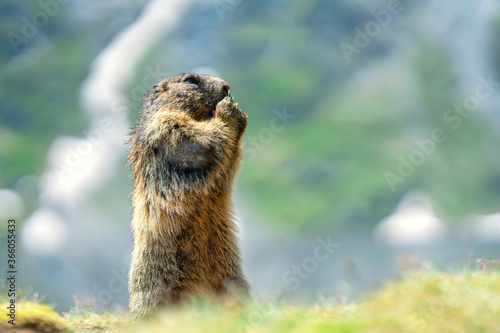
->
[157,81,169,92]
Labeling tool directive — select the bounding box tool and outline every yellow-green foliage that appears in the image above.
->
[0,302,68,333]
[336,271,500,332]
[65,309,128,333]
[119,271,500,333]
[11,272,500,332]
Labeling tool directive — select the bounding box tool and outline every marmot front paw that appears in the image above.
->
[216,96,248,130]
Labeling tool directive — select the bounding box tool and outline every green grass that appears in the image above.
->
[5,271,500,332]
[0,301,68,332]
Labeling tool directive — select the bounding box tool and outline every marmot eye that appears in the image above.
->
[184,76,199,84]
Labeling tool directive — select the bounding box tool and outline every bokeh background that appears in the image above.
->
[1,0,500,311]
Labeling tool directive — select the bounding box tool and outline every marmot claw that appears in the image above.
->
[216,96,246,121]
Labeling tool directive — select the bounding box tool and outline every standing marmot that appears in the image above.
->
[127,73,250,319]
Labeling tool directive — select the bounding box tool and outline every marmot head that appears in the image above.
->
[130,73,236,185]
[143,73,231,121]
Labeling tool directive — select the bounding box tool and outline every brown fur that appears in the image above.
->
[127,73,250,319]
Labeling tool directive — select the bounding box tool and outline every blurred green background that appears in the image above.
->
[2,0,500,233]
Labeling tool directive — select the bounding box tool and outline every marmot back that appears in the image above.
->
[128,73,250,319]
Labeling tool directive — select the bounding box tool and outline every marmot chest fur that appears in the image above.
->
[127,73,250,319]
